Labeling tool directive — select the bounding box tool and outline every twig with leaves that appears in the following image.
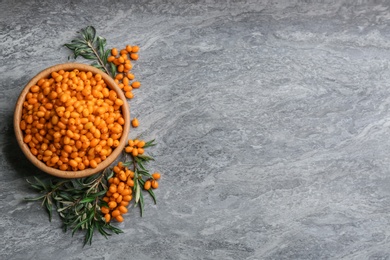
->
[64,26,116,77]
[25,169,122,246]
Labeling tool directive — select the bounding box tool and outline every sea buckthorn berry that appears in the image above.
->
[111,209,121,218]
[137,141,145,148]
[131,118,139,128]
[131,46,140,53]
[151,180,159,189]
[126,73,135,80]
[104,214,111,223]
[118,205,128,213]
[144,180,151,190]
[115,215,124,222]
[123,195,132,202]
[152,172,161,180]
[108,201,117,209]
[101,206,110,214]
[126,179,134,187]
[109,184,117,193]
[131,81,141,89]
[126,45,132,52]
[111,48,118,56]
[125,146,133,153]
[130,53,138,60]
[120,201,129,207]
[125,91,134,99]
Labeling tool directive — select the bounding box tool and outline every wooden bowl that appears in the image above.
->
[14,63,130,178]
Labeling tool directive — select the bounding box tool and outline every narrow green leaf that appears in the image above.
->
[46,200,53,222]
[80,197,95,203]
[110,62,116,77]
[33,176,48,190]
[135,181,140,204]
[24,195,46,201]
[139,191,144,217]
[144,139,156,148]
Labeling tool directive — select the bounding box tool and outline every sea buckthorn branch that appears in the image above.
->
[25,168,122,246]
[100,139,159,221]
[64,26,114,77]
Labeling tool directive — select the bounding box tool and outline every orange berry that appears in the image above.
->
[115,215,124,222]
[104,213,111,222]
[101,206,110,214]
[120,201,129,207]
[127,73,135,80]
[130,53,138,60]
[115,73,124,80]
[131,118,139,128]
[131,81,141,88]
[131,148,138,157]
[137,141,145,148]
[123,195,132,201]
[113,166,121,174]
[152,172,161,180]
[111,209,121,218]
[137,148,144,154]
[126,45,132,52]
[107,56,115,62]
[131,46,140,53]
[126,179,134,187]
[109,184,117,193]
[125,146,133,153]
[151,180,159,189]
[118,205,128,213]
[144,180,151,190]
[111,48,118,56]
[125,91,134,99]
[108,201,117,209]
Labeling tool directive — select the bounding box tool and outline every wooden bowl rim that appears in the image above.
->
[14,63,130,179]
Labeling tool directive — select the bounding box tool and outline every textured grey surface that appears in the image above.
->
[2,0,390,259]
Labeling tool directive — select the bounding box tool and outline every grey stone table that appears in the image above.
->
[2,0,390,259]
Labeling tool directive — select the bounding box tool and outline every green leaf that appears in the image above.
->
[33,176,48,190]
[97,36,106,56]
[110,63,116,78]
[144,139,156,148]
[103,49,111,64]
[137,170,152,178]
[139,191,144,217]
[83,26,96,42]
[135,180,140,204]
[24,195,46,201]
[80,197,95,204]
[45,199,53,222]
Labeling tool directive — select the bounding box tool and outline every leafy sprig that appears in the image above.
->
[25,169,122,246]
[127,140,157,216]
[64,26,116,77]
